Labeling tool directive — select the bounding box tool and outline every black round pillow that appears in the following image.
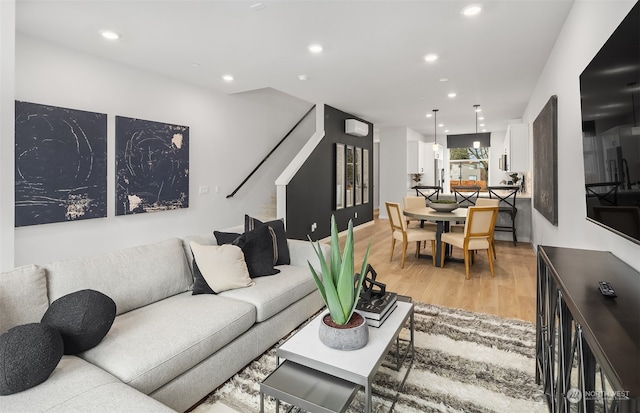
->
[0,323,63,395]
[41,289,116,355]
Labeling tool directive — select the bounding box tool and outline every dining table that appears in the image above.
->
[403,206,468,267]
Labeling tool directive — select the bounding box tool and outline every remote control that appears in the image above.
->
[598,281,617,297]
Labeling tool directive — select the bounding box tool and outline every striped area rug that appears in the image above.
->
[193,302,547,413]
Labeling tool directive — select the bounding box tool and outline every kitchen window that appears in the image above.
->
[449,146,489,191]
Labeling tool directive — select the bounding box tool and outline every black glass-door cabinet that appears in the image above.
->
[536,246,639,413]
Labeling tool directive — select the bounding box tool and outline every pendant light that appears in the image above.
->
[432,109,439,151]
[473,104,481,148]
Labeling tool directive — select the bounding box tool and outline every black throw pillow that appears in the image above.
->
[244,215,291,265]
[214,230,241,246]
[41,289,116,355]
[214,226,280,278]
[0,323,63,395]
[191,258,217,295]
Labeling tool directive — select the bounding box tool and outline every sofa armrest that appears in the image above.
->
[287,239,331,270]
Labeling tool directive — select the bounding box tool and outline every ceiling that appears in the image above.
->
[15,0,575,139]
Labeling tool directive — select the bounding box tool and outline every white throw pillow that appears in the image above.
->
[189,242,255,293]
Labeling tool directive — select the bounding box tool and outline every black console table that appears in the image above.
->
[536,246,639,413]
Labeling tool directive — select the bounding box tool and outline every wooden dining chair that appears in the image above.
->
[385,201,437,268]
[475,198,500,258]
[403,196,436,231]
[440,206,498,279]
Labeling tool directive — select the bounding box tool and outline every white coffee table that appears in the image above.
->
[260,299,414,413]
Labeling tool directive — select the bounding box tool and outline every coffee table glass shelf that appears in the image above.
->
[260,298,414,413]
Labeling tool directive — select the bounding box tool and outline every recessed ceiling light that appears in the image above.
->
[482,129,487,132]
[308,44,323,53]
[461,4,482,17]
[439,77,449,82]
[478,116,485,120]
[426,113,433,118]
[444,129,450,133]
[424,53,438,62]
[100,30,120,40]
[298,74,310,81]
[222,74,234,82]
[474,107,482,112]
[438,123,444,127]
[448,92,457,98]
[480,123,485,127]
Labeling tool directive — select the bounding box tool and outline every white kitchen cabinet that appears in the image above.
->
[407,140,426,173]
[505,124,529,172]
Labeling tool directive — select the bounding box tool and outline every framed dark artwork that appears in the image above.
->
[335,143,345,210]
[345,145,355,208]
[115,116,189,215]
[533,95,558,225]
[14,101,107,227]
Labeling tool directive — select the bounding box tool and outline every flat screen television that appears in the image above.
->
[580,1,640,244]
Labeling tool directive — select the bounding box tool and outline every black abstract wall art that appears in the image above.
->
[533,95,558,226]
[115,116,189,215]
[14,101,107,227]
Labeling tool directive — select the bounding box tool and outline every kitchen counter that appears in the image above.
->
[406,190,532,242]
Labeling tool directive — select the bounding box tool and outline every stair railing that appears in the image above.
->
[226,104,315,198]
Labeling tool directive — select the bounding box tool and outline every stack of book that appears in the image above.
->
[356,292,398,327]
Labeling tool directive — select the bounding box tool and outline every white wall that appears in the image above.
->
[522,0,639,270]
[379,126,413,219]
[9,35,313,266]
[0,0,16,271]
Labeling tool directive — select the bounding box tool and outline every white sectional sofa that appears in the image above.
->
[0,229,328,412]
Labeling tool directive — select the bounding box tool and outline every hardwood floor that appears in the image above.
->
[341,213,538,323]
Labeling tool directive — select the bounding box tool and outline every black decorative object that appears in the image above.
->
[0,323,63,395]
[357,264,386,302]
[115,116,189,215]
[41,289,116,355]
[14,101,107,227]
[533,95,558,225]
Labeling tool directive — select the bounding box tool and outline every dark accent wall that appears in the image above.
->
[286,105,374,241]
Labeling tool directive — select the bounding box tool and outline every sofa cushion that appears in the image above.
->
[79,292,256,395]
[245,215,291,265]
[41,289,116,354]
[0,323,63,395]
[215,226,280,278]
[0,356,175,412]
[220,264,317,322]
[44,238,192,316]
[190,242,254,294]
[0,265,49,334]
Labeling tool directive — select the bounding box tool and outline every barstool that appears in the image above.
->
[412,186,442,228]
[412,185,442,203]
[487,186,519,246]
[452,186,481,207]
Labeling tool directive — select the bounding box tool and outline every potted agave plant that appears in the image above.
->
[308,216,371,350]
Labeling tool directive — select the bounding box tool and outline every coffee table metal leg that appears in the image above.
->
[365,381,372,413]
